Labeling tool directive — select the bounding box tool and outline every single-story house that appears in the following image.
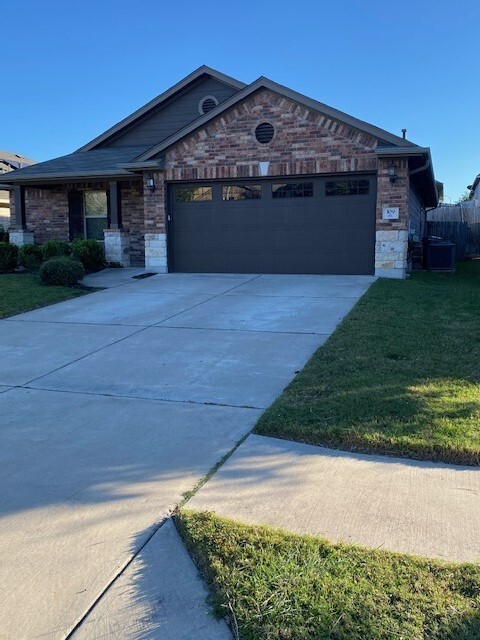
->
[467,174,480,202]
[0,151,35,229]
[1,66,440,278]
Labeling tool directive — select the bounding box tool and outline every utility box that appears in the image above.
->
[423,236,456,272]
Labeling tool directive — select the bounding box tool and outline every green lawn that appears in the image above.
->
[0,273,91,318]
[255,262,480,465]
[178,510,480,640]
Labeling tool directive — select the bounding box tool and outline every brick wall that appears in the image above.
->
[376,158,409,231]
[120,181,144,265]
[10,181,145,264]
[164,89,378,180]
[143,172,166,234]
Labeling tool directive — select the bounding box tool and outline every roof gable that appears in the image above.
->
[134,76,415,162]
[78,66,246,152]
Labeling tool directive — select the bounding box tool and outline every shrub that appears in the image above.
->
[18,244,43,271]
[41,240,71,260]
[39,256,86,286]
[0,226,9,242]
[71,238,105,273]
[0,242,18,272]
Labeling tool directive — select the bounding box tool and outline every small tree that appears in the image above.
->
[456,191,471,204]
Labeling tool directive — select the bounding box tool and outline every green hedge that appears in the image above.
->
[41,240,71,261]
[0,242,18,272]
[18,244,43,271]
[39,257,86,286]
[71,238,105,273]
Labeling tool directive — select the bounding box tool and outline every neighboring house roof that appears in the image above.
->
[467,174,480,196]
[0,151,35,172]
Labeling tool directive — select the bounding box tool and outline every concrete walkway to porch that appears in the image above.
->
[188,434,480,564]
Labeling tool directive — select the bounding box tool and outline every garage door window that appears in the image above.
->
[222,185,261,201]
[175,186,213,202]
[325,180,370,196]
[272,182,313,198]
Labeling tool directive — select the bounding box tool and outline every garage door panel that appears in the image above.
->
[170,176,376,275]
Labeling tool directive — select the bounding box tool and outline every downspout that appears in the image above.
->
[409,155,431,240]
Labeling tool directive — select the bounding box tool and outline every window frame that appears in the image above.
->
[271,182,314,199]
[174,185,213,203]
[222,184,262,201]
[325,179,370,197]
[83,190,108,241]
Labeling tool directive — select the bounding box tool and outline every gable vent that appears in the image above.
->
[199,95,219,115]
[255,122,274,144]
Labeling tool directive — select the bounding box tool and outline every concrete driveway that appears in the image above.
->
[0,271,374,639]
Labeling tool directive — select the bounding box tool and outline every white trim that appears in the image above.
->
[198,95,219,115]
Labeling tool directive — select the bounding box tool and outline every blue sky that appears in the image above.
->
[2,0,478,201]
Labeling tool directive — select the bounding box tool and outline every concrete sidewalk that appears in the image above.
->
[188,434,480,563]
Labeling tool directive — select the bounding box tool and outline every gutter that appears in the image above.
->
[0,170,139,184]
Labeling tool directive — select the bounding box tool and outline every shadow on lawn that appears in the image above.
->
[256,375,480,465]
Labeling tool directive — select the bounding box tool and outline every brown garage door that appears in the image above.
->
[169,175,376,274]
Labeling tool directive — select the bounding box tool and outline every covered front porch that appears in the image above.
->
[7,177,155,268]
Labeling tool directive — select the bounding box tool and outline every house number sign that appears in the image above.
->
[382,207,400,220]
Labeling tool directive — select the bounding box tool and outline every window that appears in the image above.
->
[84,191,107,240]
[175,186,213,202]
[222,185,261,201]
[325,180,370,196]
[272,182,313,198]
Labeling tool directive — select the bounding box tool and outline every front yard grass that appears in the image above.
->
[0,273,91,319]
[178,510,480,640]
[255,261,480,465]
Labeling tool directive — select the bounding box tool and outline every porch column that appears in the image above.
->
[14,185,26,229]
[108,180,122,229]
[104,181,131,266]
[9,185,34,246]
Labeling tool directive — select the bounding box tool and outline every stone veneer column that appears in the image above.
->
[104,229,131,266]
[375,157,409,279]
[9,230,35,246]
[143,172,167,273]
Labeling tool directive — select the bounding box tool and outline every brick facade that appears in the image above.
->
[164,89,378,180]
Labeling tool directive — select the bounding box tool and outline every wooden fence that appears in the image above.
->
[427,202,480,259]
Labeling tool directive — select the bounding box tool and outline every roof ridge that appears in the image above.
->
[133,76,416,163]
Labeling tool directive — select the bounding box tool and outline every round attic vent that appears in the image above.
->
[199,95,219,115]
[255,122,274,144]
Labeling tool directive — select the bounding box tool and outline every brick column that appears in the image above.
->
[143,172,167,272]
[375,157,409,279]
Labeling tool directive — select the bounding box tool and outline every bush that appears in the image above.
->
[71,238,105,273]
[39,256,86,286]
[41,240,71,260]
[0,226,9,242]
[0,242,18,272]
[18,244,43,271]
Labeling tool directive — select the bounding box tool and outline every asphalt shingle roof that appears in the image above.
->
[0,146,150,182]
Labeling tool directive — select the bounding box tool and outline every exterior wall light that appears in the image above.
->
[388,163,399,184]
[146,177,155,192]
